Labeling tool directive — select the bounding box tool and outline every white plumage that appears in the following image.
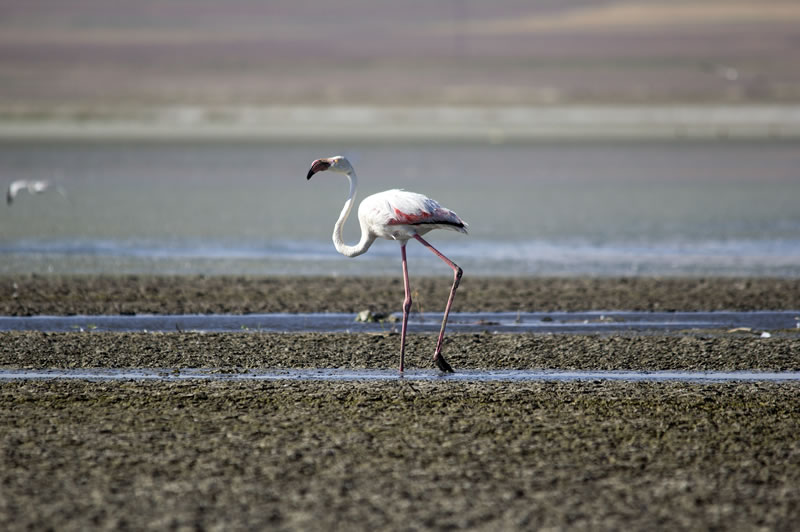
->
[358,188,468,242]
[6,180,55,205]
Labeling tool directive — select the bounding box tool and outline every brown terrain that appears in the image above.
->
[1,275,800,530]
[1,0,799,109]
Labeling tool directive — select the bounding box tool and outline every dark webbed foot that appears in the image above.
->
[434,355,454,373]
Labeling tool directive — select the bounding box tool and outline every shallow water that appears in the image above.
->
[2,368,799,383]
[1,311,797,334]
[1,140,799,276]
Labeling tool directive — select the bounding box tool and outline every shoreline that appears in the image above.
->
[1,104,800,141]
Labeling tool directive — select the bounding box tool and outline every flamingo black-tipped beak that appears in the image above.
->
[306,159,331,180]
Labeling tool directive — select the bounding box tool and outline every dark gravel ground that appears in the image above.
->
[2,275,799,315]
[2,380,799,531]
[2,275,799,530]
[2,331,800,372]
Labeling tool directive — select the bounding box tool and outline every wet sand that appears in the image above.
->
[2,275,800,530]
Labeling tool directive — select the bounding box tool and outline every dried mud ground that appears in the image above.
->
[3,274,800,315]
[2,275,800,530]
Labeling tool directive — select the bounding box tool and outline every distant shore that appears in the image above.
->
[1,104,799,141]
[2,275,799,316]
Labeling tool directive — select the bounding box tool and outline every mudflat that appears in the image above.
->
[2,275,799,530]
[2,331,800,372]
[2,275,799,315]
[2,380,799,531]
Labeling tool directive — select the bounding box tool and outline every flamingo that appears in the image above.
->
[307,156,468,373]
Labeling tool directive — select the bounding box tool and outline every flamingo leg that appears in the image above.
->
[399,243,412,373]
[413,234,460,373]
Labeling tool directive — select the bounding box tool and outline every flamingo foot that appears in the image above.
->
[434,354,454,373]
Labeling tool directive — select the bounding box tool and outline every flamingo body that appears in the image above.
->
[358,189,467,241]
[307,156,467,373]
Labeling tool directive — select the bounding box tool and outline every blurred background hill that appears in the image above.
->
[1,0,799,111]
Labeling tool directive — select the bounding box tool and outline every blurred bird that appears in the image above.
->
[6,180,62,205]
[701,62,739,82]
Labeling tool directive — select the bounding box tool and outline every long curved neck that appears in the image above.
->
[333,171,375,258]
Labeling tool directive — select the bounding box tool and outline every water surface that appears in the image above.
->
[1,311,796,334]
[2,368,799,383]
[2,140,799,276]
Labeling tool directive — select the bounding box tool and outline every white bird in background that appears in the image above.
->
[6,179,60,205]
[307,155,468,373]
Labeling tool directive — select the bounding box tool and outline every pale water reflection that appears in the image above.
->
[2,368,800,383]
[1,311,797,334]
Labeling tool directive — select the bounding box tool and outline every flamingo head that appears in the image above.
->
[306,156,352,180]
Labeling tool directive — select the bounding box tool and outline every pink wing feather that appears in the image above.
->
[383,190,466,229]
[358,189,468,240]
